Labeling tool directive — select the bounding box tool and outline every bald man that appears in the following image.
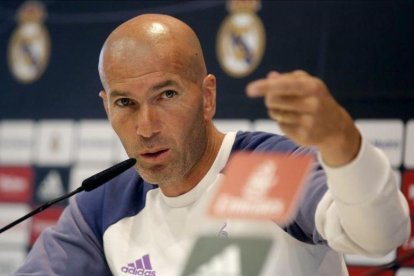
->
[16,14,409,276]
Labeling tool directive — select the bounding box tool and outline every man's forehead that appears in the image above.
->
[104,48,185,79]
[107,72,184,94]
[100,45,203,92]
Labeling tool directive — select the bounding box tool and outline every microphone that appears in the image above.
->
[0,158,136,234]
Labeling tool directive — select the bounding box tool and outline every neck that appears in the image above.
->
[161,124,225,197]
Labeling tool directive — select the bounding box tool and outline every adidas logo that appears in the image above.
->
[38,170,64,201]
[189,245,242,276]
[120,254,156,276]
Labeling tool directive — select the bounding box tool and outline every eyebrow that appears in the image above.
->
[151,79,179,91]
[109,80,180,98]
[109,90,130,98]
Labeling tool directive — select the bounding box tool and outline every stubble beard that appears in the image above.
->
[142,107,208,191]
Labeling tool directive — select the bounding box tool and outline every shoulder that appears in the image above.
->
[75,167,156,244]
[233,131,300,153]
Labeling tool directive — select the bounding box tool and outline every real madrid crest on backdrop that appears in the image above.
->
[7,0,51,84]
[216,0,266,78]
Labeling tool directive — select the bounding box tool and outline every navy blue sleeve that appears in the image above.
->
[76,168,156,246]
[15,168,155,275]
[283,166,328,244]
[15,198,112,276]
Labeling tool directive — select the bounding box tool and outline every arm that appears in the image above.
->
[14,197,112,276]
[315,136,410,255]
[246,70,410,255]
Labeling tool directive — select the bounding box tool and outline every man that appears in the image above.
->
[16,14,409,276]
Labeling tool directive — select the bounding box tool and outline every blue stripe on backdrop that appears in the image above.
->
[0,1,413,120]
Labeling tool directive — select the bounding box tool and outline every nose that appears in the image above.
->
[135,104,160,138]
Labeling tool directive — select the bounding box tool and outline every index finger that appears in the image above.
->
[246,77,306,98]
[246,71,280,97]
[247,70,320,99]
[246,78,269,98]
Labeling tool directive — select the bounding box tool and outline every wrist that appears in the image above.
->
[319,110,361,167]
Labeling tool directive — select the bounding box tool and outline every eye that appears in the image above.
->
[115,98,132,107]
[162,90,177,99]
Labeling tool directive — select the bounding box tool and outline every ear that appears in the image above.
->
[99,90,110,118]
[201,74,217,120]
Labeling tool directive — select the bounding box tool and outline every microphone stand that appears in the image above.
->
[0,187,83,234]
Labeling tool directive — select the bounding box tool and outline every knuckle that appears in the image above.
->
[310,78,326,95]
[308,97,321,113]
[267,110,278,120]
[306,78,318,92]
[292,70,308,77]
[264,93,274,107]
[302,114,316,129]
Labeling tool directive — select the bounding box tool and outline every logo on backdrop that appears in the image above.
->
[0,167,33,202]
[37,170,64,202]
[8,0,51,84]
[216,0,266,78]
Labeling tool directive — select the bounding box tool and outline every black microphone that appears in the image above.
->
[0,158,136,234]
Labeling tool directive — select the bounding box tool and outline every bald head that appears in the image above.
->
[98,14,207,90]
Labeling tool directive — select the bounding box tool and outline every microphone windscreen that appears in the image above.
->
[81,158,136,191]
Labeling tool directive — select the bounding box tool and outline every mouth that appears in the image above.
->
[139,149,170,162]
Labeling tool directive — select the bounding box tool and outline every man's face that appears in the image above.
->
[101,70,210,186]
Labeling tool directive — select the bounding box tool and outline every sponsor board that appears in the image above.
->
[213,119,252,133]
[398,217,414,267]
[113,138,130,163]
[404,119,414,169]
[0,247,27,276]
[347,266,393,276]
[69,163,112,191]
[396,268,414,276]
[34,167,69,204]
[401,171,414,214]
[76,120,116,164]
[0,167,33,202]
[395,169,401,189]
[0,203,31,246]
[34,120,75,166]
[208,152,312,223]
[345,250,396,266]
[30,206,64,246]
[0,120,35,165]
[356,119,404,168]
[253,119,284,136]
